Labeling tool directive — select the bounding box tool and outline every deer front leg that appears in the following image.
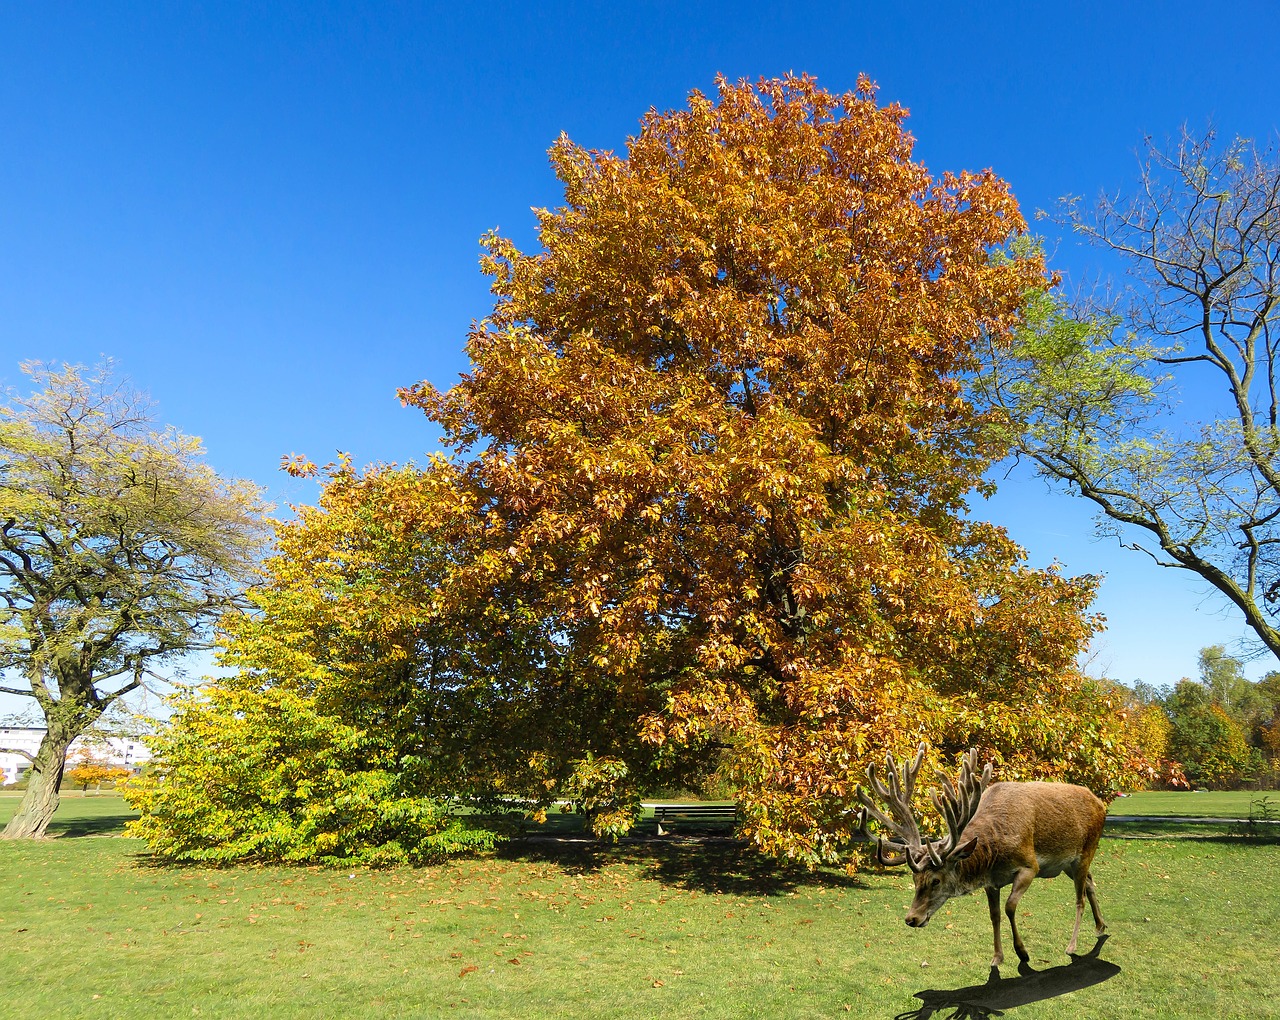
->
[986,886,1004,967]
[1004,868,1036,963]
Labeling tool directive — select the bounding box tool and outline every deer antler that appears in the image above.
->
[929,748,992,860]
[856,742,928,870]
[856,744,992,872]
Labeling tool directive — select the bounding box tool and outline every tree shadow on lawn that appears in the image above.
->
[1104,826,1280,845]
[894,936,1119,1019]
[47,810,137,838]
[500,836,869,896]
[0,793,138,839]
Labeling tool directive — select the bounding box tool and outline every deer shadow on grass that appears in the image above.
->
[895,936,1119,1019]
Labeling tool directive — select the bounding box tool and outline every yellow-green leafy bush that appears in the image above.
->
[124,686,498,865]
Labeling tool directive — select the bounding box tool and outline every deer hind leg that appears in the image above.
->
[1067,867,1086,955]
[1076,842,1107,938]
[986,886,1004,968]
[1085,871,1106,935]
[1004,868,1036,963]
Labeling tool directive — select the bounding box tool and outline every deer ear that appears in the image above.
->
[952,836,979,860]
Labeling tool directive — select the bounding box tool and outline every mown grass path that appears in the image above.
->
[1,798,1277,1019]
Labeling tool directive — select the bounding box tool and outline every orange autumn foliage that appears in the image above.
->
[364,75,1151,860]
[65,760,131,793]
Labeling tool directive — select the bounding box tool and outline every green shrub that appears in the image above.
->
[123,686,498,866]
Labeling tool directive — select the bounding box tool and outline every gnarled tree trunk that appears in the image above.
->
[2,722,75,839]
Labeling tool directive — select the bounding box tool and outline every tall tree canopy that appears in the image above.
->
[981,129,1280,661]
[393,76,1146,861]
[0,362,267,838]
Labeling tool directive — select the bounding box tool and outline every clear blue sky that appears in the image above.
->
[3,1,1279,693]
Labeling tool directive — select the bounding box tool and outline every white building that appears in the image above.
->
[0,727,152,785]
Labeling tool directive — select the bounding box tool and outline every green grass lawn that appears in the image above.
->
[2,796,1278,1018]
[1112,789,1276,818]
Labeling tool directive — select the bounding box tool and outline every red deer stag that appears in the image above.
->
[856,744,1107,968]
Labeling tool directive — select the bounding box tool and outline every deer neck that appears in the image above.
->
[950,838,999,893]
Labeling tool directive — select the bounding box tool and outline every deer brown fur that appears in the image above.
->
[857,746,1108,969]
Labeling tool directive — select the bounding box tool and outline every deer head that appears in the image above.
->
[856,743,993,928]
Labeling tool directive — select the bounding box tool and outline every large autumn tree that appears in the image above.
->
[0,362,266,838]
[398,76,1146,861]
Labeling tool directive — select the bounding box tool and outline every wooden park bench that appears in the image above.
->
[651,802,738,836]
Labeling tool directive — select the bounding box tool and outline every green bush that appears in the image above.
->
[123,686,499,866]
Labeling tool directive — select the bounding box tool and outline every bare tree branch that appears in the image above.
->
[979,128,1280,661]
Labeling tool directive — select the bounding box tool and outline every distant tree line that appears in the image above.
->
[1128,645,1280,790]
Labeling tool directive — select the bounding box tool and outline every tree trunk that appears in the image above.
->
[2,724,74,839]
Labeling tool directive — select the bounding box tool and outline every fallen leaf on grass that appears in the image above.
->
[459,965,478,977]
